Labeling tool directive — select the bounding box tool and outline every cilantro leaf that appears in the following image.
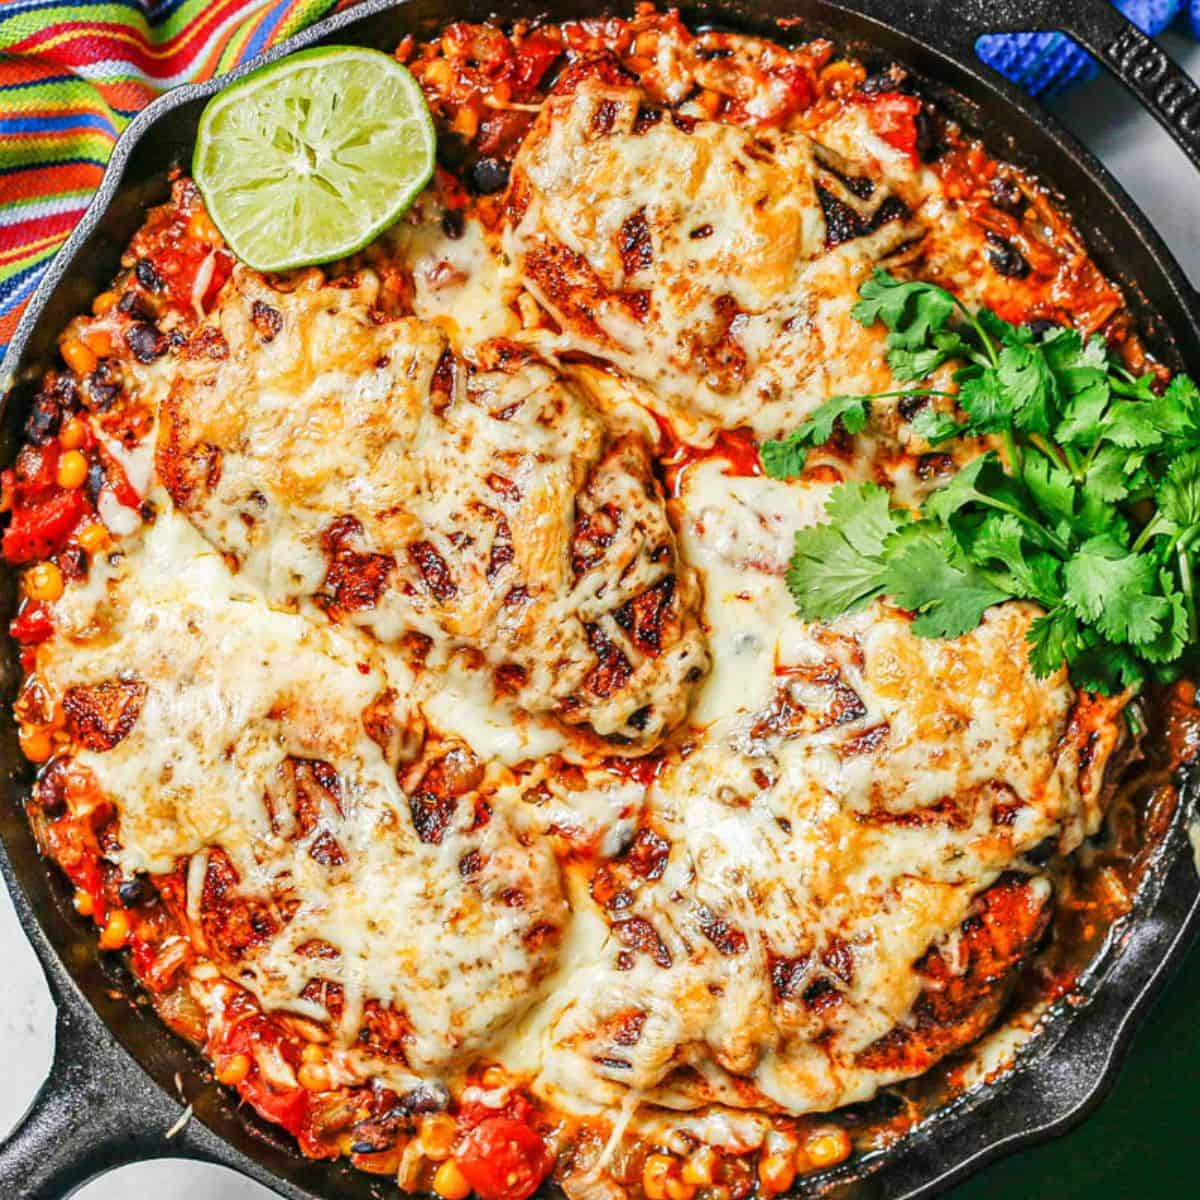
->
[851,271,957,348]
[1026,606,1082,680]
[1138,572,1190,664]
[1084,444,1136,503]
[964,513,1062,606]
[952,365,1011,434]
[1157,450,1200,529]
[882,522,1013,638]
[1063,538,1172,647]
[888,329,972,382]
[1054,375,1111,446]
[760,395,870,479]
[778,269,1200,693]
[999,342,1058,434]
[785,482,907,620]
[1021,456,1078,539]
[910,406,963,444]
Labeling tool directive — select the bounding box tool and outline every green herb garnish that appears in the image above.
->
[761,269,1200,695]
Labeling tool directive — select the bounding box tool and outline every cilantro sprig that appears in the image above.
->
[761,269,1200,695]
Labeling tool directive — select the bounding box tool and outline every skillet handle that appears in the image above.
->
[0,993,199,1197]
[1054,0,1200,173]
[890,0,1200,172]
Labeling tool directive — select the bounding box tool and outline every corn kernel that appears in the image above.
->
[758,1153,796,1196]
[92,291,119,316]
[681,1146,716,1187]
[300,1042,326,1064]
[19,726,53,763]
[59,417,88,451]
[73,889,94,917]
[432,1159,471,1200]
[57,450,88,490]
[424,58,453,90]
[665,1176,696,1200]
[83,329,114,358]
[452,106,479,140]
[480,1065,507,1087]
[99,909,130,950]
[804,1129,851,1169]
[187,209,220,244]
[643,1155,675,1200]
[337,1132,357,1157]
[419,1113,459,1161]
[298,1062,331,1091]
[26,562,64,602]
[216,1053,252,1086]
[78,523,110,554]
[61,337,98,377]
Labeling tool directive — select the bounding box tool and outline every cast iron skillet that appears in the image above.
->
[1,0,1200,1196]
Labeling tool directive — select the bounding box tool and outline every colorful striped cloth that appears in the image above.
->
[0,0,347,352]
[1,0,1198,359]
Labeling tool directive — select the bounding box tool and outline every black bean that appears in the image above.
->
[24,395,62,446]
[914,109,939,162]
[441,208,465,240]
[1026,317,1062,341]
[85,460,106,503]
[59,547,88,583]
[125,321,165,363]
[985,231,1030,279]
[117,289,153,320]
[1024,835,1058,866]
[436,132,470,170]
[48,373,78,405]
[400,1082,449,1113]
[83,363,120,412]
[989,175,1025,214]
[860,66,911,95]
[134,259,164,292]
[117,876,149,905]
[470,157,510,195]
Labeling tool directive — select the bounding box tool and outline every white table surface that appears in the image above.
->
[1,31,1199,1200]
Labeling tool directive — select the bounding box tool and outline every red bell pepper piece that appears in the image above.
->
[2,488,88,563]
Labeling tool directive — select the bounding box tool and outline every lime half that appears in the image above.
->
[193,45,436,272]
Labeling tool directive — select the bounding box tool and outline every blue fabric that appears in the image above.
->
[977,0,1183,98]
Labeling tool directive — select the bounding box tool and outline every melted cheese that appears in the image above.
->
[26,34,1137,1153]
[41,506,567,1082]
[532,463,1116,1115]
[156,267,707,747]
[505,80,922,441]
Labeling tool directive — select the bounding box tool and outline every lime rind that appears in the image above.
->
[193,45,436,273]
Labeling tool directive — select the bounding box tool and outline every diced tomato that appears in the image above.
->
[243,1074,311,1140]
[210,1012,313,1142]
[457,1116,553,1200]
[61,844,107,925]
[861,91,923,163]
[10,604,53,645]
[3,488,88,563]
[154,241,234,315]
[774,63,815,114]
[512,32,561,96]
[95,443,142,509]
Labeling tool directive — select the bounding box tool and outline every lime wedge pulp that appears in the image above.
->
[193,45,436,273]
